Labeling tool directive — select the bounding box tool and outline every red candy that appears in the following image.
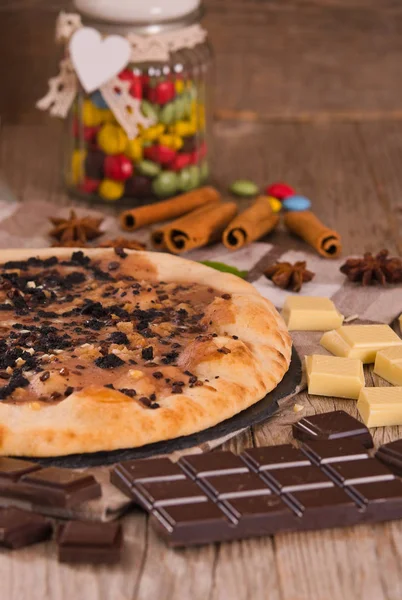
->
[265,182,295,201]
[153,81,175,105]
[129,76,142,99]
[78,178,100,194]
[104,155,133,181]
[169,153,192,171]
[144,145,177,166]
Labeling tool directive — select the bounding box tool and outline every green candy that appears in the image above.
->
[200,261,248,279]
[188,165,200,189]
[177,167,193,192]
[173,96,186,121]
[152,171,178,197]
[160,102,175,125]
[200,161,209,182]
[178,166,200,192]
[229,179,259,197]
[137,160,161,178]
[141,100,159,121]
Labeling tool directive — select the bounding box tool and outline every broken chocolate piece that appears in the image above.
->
[292,410,373,448]
[58,521,123,564]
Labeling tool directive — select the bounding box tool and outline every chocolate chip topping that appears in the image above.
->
[0,250,223,404]
[141,346,154,361]
[95,354,126,369]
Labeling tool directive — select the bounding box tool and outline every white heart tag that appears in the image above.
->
[69,27,131,94]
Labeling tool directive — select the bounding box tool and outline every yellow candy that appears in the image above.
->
[141,123,165,142]
[71,149,87,185]
[158,134,183,150]
[126,137,143,162]
[97,124,128,155]
[81,99,102,127]
[170,120,196,137]
[98,179,125,201]
[175,79,185,94]
[267,196,282,213]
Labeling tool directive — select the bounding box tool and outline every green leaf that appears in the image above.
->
[200,260,248,279]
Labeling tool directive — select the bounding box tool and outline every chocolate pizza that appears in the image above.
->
[0,248,291,457]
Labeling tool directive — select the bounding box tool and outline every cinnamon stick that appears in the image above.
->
[150,225,170,251]
[222,196,280,250]
[120,186,221,231]
[284,210,342,259]
[164,202,238,254]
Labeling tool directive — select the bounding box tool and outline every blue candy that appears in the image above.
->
[283,195,312,211]
[90,90,109,110]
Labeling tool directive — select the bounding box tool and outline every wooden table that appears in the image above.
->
[1,1,402,599]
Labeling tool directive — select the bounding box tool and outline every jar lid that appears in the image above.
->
[74,0,201,25]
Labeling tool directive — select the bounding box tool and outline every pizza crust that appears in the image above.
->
[0,248,292,457]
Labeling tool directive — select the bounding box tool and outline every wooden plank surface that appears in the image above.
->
[2,1,402,599]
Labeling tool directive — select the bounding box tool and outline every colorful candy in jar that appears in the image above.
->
[69,69,209,202]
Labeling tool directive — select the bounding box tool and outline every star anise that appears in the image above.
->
[98,237,146,251]
[49,210,103,245]
[264,261,315,292]
[340,250,402,285]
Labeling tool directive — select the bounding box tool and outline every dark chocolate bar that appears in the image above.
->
[111,445,402,547]
[292,410,373,448]
[0,457,101,509]
[57,521,123,564]
[376,439,402,476]
[0,507,52,549]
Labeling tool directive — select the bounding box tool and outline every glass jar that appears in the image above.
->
[65,0,213,204]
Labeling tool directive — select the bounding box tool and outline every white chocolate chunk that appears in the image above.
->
[320,324,402,363]
[305,355,365,399]
[357,387,402,427]
[281,296,344,331]
[374,346,402,386]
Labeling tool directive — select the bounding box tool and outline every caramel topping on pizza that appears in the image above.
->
[0,251,231,407]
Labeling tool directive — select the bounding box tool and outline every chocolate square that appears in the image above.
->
[351,478,402,513]
[325,459,395,487]
[152,501,233,547]
[202,472,271,500]
[285,486,360,525]
[178,452,248,479]
[58,521,122,564]
[242,445,310,472]
[262,464,334,493]
[301,439,370,465]
[293,410,373,448]
[111,458,185,499]
[222,494,296,536]
[133,479,207,510]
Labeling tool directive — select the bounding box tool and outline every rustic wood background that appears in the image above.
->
[1,1,402,599]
